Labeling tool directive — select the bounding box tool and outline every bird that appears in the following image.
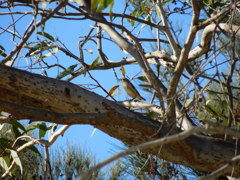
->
[120,78,145,100]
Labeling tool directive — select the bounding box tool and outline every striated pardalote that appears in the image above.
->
[120,78,145,100]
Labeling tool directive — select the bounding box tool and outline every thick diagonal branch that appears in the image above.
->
[0,65,240,176]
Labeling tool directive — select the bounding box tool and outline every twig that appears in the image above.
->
[197,155,240,180]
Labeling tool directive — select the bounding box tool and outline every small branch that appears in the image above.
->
[188,23,240,62]
[198,3,239,30]
[166,0,200,124]
[97,26,109,66]
[155,0,180,57]
[121,100,195,130]
[197,155,240,180]
[44,146,53,180]
[48,125,70,146]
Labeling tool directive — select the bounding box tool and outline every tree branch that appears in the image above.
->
[166,0,200,125]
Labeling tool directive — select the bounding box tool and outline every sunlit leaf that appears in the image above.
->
[89,56,100,70]
[5,60,14,66]
[38,123,48,138]
[56,64,78,79]
[37,32,55,41]
[0,156,10,173]
[41,1,47,9]
[120,65,126,77]
[137,76,148,82]
[41,47,58,58]
[0,124,4,131]
[129,9,137,27]
[25,42,50,57]
[185,99,193,108]
[106,85,119,97]
[109,0,114,20]
[10,150,22,174]
[205,99,227,119]
[84,49,93,54]
[97,0,114,12]
[91,0,101,12]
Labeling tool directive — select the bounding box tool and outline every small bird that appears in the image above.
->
[120,78,145,100]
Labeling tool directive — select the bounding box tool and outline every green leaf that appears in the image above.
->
[109,0,114,20]
[41,47,58,58]
[137,76,148,82]
[0,138,14,150]
[41,1,47,9]
[25,42,50,57]
[185,99,193,108]
[0,156,10,173]
[9,121,27,133]
[91,0,100,11]
[97,0,114,12]
[204,0,213,5]
[120,65,126,77]
[11,126,22,138]
[28,145,42,157]
[198,19,207,23]
[89,56,100,70]
[38,123,47,138]
[10,150,22,174]
[147,111,157,119]
[37,32,55,41]
[0,45,7,57]
[56,64,78,79]
[205,99,226,119]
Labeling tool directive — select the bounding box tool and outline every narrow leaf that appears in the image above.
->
[37,32,55,41]
[89,56,100,70]
[137,76,148,82]
[120,65,126,77]
[10,150,22,174]
[0,45,7,57]
[28,145,42,156]
[84,49,93,54]
[42,47,58,58]
[38,123,48,138]
[56,64,78,79]
[25,42,50,57]
[9,121,26,133]
[0,157,9,172]
[106,85,119,97]
[0,138,14,150]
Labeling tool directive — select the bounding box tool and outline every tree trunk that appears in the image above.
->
[0,65,239,177]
